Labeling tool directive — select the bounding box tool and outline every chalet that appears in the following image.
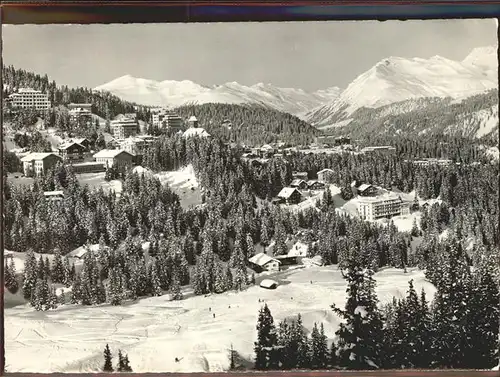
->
[292,172,308,181]
[93,149,134,169]
[43,190,64,202]
[71,138,92,151]
[58,142,86,162]
[307,180,325,190]
[249,253,281,272]
[277,187,303,205]
[317,168,335,183]
[290,179,308,190]
[21,152,62,177]
[357,183,378,197]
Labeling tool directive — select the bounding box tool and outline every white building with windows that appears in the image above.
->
[8,88,51,110]
[357,192,411,221]
[111,118,139,139]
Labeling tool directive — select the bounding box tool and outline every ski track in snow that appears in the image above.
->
[5,265,436,373]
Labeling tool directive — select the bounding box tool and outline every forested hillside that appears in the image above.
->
[321,89,499,140]
[2,65,149,120]
[173,103,319,146]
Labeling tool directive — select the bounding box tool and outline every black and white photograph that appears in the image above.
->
[2,19,499,373]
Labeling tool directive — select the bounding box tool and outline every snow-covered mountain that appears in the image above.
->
[307,46,498,128]
[94,76,341,117]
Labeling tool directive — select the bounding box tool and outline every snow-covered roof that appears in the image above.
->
[288,242,309,257]
[188,115,198,122]
[307,180,322,186]
[182,128,210,138]
[93,149,131,159]
[290,179,306,186]
[260,279,278,289]
[358,184,373,192]
[317,168,334,174]
[59,142,85,150]
[277,187,301,199]
[20,152,61,162]
[249,252,281,266]
[43,190,64,197]
[68,244,100,258]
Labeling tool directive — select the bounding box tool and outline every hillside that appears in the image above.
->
[2,65,149,121]
[172,102,319,145]
[307,45,497,128]
[94,75,341,117]
[318,89,499,140]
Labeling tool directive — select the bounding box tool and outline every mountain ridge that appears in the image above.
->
[94,76,341,117]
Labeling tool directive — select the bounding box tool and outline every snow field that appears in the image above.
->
[5,265,435,373]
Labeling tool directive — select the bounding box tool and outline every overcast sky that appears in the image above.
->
[2,19,497,91]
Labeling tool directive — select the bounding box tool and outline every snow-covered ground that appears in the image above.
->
[77,172,122,194]
[134,165,202,208]
[4,265,435,373]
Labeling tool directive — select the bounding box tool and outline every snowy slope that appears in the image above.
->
[308,46,498,127]
[94,76,340,117]
[5,265,435,373]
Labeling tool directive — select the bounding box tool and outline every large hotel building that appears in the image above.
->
[357,193,411,221]
[8,88,51,110]
[111,118,139,140]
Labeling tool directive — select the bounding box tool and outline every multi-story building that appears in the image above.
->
[93,149,134,169]
[21,153,63,177]
[111,118,139,139]
[69,107,93,124]
[317,168,335,183]
[8,88,51,110]
[118,135,158,156]
[58,142,86,162]
[357,193,410,221]
[187,115,199,128]
[406,158,454,167]
[361,146,396,154]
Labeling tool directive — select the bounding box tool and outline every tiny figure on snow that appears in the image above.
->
[175,357,179,363]
[228,305,231,308]
[213,313,215,318]
[310,280,313,284]
[291,297,293,300]
[209,307,211,311]
[258,299,261,302]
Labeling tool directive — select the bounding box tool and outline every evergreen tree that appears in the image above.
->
[50,250,63,283]
[150,260,163,296]
[5,258,19,294]
[103,344,114,372]
[170,270,183,300]
[22,250,38,300]
[62,256,72,287]
[331,258,384,369]
[107,267,124,305]
[254,304,279,370]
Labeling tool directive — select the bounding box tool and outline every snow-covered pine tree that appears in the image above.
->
[103,344,113,372]
[295,314,310,369]
[150,259,163,296]
[170,270,183,300]
[213,262,226,293]
[277,319,291,369]
[465,268,499,368]
[254,304,279,370]
[224,265,234,291]
[318,323,329,369]
[33,277,50,311]
[331,258,384,370]
[51,248,65,284]
[107,267,124,305]
[430,238,472,368]
[122,353,133,372]
[62,256,72,287]
[71,275,82,304]
[5,258,19,294]
[49,285,58,309]
[309,322,321,368]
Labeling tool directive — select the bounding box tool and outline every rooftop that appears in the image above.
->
[357,192,402,203]
[249,253,280,266]
[277,187,301,199]
[20,152,61,162]
[93,149,130,158]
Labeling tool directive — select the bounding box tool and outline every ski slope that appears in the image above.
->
[5,265,435,373]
